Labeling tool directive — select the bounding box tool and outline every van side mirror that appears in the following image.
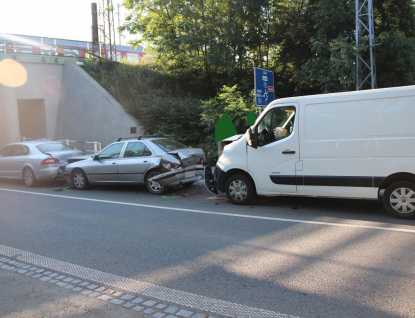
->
[246,127,258,149]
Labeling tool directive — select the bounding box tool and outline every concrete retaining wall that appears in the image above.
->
[0,56,143,149]
[56,61,142,148]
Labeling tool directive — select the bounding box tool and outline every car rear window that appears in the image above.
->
[36,143,73,153]
[151,139,188,152]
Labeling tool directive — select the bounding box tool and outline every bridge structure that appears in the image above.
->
[0,33,145,63]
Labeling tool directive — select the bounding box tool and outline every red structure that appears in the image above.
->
[0,33,145,63]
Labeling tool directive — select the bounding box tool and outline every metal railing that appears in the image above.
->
[19,137,101,154]
[60,139,102,155]
[0,40,101,63]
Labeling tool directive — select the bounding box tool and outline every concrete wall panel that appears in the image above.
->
[0,55,143,149]
[0,85,20,146]
[56,61,142,148]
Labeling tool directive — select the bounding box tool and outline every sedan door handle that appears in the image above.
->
[282,150,295,154]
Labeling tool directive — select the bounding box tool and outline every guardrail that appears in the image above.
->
[0,40,101,63]
[61,140,102,155]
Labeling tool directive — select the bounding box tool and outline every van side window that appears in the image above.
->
[257,106,295,146]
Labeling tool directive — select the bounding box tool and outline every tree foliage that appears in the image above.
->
[123,0,415,95]
[84,0,415,161]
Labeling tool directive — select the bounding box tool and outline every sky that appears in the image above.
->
[0,0,135,44]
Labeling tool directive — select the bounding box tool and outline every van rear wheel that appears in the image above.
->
[383,181,415,219]
[225,174,254,205]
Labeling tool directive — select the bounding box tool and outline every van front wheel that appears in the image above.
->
[225,174,254,205]
[383,181,415,219]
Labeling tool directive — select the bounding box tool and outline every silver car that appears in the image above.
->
[61,137,205,194]
[0,140,83,187]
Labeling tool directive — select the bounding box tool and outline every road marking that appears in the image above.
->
[0,187,414,234]
[0,244,298,318]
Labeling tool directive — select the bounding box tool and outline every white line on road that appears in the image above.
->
[0,187,414,234]
[0,244,298,318]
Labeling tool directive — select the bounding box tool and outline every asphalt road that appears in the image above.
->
[0,178,414,318]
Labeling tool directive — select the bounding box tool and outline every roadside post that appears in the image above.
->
[254,67,275,113]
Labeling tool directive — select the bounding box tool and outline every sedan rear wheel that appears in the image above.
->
[146,171,166,195]
[23,168,37,187]
[72,169,89,190]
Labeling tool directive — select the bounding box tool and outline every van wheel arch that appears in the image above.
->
[222,169,257,195]
[379,173,415,197]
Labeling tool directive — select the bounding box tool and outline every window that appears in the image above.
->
[123,142,152,158]
[98,143,124,159]
[257,106,296,146]
[151,139,187,152]
[126,53,139,63]
[13,145,29,156]
[0,145,14,157]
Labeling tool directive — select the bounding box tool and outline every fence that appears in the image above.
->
[19,137,101,154]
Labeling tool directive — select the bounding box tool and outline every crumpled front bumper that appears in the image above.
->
[57,165,70,182]
[203,165,227,195]
[149,166,204,187]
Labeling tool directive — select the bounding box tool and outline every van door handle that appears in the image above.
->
[282,150,295,154]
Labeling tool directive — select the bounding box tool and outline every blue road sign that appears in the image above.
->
[254,67,275,107]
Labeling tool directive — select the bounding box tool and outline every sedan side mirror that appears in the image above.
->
[93,155,100,160]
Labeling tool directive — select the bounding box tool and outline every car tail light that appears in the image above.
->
[196,159,204,165]
[41,158,59,165]
[170,163,182,169]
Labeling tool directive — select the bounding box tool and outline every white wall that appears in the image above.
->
[0,55,143,149]
[55,61,143,148]
[0,55,63,146]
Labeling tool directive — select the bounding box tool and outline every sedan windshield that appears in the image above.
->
[36,143,73,153]
[152,139,188,152]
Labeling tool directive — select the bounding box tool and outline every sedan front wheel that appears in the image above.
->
[72,169,89,190]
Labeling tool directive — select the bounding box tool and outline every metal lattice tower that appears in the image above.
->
[98,0,117,61]
[356,0,377,90]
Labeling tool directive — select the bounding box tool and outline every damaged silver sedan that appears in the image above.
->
[61,137,204,194]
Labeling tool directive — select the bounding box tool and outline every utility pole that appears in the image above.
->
[91,3,100,56]
[356,0,377,90]
[116,3,122,46]
[99,0,117,61]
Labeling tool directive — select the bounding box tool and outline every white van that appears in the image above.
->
[204,85,415,219]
